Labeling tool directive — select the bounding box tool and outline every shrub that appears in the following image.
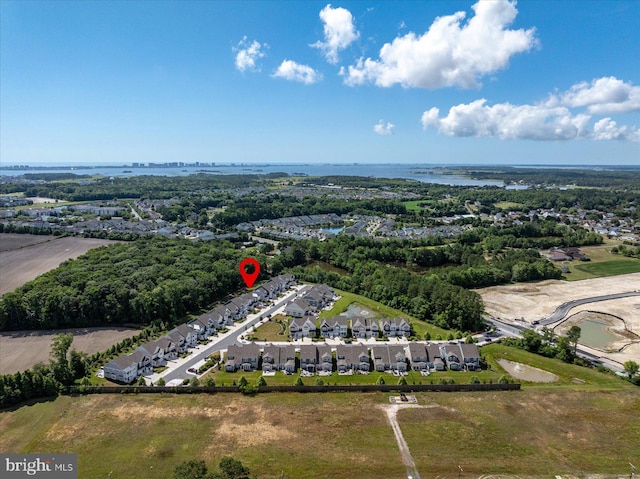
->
[469,375,480,384]
[256,376,267,387]
[156,377,166,387]
[498,375,510,384]
[398,377,407,385]
[376,376,385,385]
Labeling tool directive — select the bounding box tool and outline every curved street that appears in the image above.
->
[539,291,640,326]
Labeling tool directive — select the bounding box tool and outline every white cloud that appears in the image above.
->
[311,4,359,64]
[559,77,640,114]
[272,60,322,84]
[592,118,640,142]
[234,36,267,72]
[373,120,395,135]
[422,99,591,141]
[342,0,537,89]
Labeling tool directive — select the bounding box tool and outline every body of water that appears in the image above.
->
[0,163,504,187]
[320,226,345,235]
[578,317,623,349]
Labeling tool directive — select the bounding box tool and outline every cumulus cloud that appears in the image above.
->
[422,100,590,141]
[373,120,395,135]
[558,76,640,114]
[272,60,322,84]
[234,36,267,72]
[592,118,640,142]
[311,4,359,64]
[341,0,537,89]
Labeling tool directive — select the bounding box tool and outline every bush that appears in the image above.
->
[376,376,385,385]
[398,376,407,385]
[315,378,324,386]
[156,377,166,387]
[202,376,215,387]
[498,375,510,384]
[295,377,304,386]
[238,376,248,388]
[256,376,267,387]
[469,375,480,384]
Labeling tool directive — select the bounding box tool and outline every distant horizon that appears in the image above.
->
[1,161,639,170]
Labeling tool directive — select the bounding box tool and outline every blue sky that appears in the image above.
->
[1,1,639,166]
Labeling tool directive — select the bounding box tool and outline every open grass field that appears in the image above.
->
[319,289,451,338]
[0,327,141,374]
[1,384,637,478]
[561,243,640,281]
[402,200,426,212]
[493,201,524,210]
[0,234,117,296]
[249,319,287,342]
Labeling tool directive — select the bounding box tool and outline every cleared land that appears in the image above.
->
[0,327,141,374]
[0,386,637,477]
[560,243,640,281]
[478,273,640,364]
[0,234,116,295]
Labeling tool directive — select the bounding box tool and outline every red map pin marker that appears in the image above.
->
[239,258,260,288]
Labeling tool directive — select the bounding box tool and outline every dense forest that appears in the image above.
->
[0,238,259,330]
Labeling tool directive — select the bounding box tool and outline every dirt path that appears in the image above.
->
[379,403,426,479]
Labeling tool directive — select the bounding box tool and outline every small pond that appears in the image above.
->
[320,226,345,235]
[497,359,558,383]
[577,317,623,349]
[339,303,377,318]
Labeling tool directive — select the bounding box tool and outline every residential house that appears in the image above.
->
[388,345,407,372]
[317,345,333,373]
[319,317,349,339]
[426,344,445,371]
[225,344,241,372]
[285,298,313,318]
[261,344,279,373]
[176,324,198,349]
[239,342,260,372]
[335,345,351,373]
[189,317,210,340]
[351,317,372,339]
[302,290,326,309]
[380,318,411,337]
[300,345,319,373]
[408,343,428,371]
[136,338,177,368]
[103,353,146,384]
[372,346,390,372]
[351,345,370,372]
[459,343,480,371]
[278,345,296,373]
[166,329,186,354]
[289,316,317,339]
[440,344,462,371]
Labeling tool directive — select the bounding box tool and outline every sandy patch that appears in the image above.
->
[0,327,141,374]
[477,273,640,364]
[554,310,639,352]
[497,359,558,382]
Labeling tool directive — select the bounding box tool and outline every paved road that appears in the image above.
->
[539,291,640,326]
[160,284,311,383]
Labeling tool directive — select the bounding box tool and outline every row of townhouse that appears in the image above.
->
[222,342,480,375]
[407,342,480,372]
[289,316,411,340]
[103,274,296,383]
[283,284,337,319]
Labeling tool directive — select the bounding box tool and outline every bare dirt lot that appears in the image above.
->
[0,234,116,296]
[0,327,141,374]
[477,273,640,363]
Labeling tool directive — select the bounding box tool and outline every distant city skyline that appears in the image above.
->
[1,1,639,166]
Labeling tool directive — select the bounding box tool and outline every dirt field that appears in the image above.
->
[477,273,640,363]
[0,234,116,296]
[0,327,141,374]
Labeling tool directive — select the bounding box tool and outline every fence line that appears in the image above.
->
[67,382,520,395]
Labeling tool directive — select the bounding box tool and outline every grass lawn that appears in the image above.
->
[319,288,451,338]
[493,201,525,210]
[248,320,288,342]
[203,368,503,387]
[402,200,426,212]
[481,343,633,389]
[557,243,640,280]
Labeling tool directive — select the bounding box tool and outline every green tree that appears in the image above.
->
[256,376,267,387]
[424,332,431,341]
[238,376,248,388]
[218,457,251,479]
[137,376,147,386]
[398,376,407,385]
[376,376,385,385]
[189,376,200,387]
[623,360,639,378]
[498,375,509,384]
[566,326,581,355]
[469,375,480,384]
[295,376,304,386]
[203,376,216,387]
[156,377,166,386]
[50,333,74,385]
[173,460,209,479]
